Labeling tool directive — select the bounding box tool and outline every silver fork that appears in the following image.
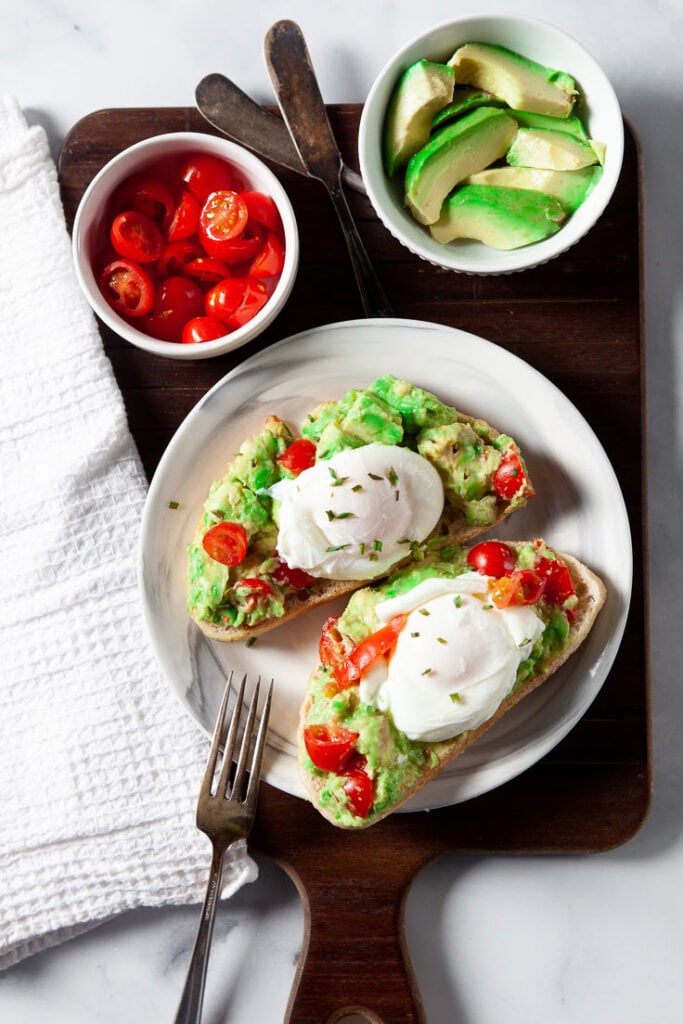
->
[174,672,273,1024]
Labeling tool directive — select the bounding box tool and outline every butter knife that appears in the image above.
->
[263,19,393,318]
[195,72,366,195]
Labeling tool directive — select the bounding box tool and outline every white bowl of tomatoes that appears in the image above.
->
[72,132,299,359]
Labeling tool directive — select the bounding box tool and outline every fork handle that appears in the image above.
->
[174,844,226,1024]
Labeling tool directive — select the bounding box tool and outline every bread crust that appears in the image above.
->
[188,410,533,642]
[297,543,606,828]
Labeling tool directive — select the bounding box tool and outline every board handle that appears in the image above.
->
[282,866,426,1024]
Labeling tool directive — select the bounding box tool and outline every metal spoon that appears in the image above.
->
[195,72,366,195]
[263,19,394,318]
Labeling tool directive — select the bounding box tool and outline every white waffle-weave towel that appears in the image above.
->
[0,97,256,971]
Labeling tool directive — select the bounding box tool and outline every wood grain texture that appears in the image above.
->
[58,106,650,1024]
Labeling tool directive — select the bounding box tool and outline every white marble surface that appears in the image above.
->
[1,0,681,1020]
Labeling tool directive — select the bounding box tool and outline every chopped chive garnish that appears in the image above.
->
[351,484,363,492]
[395,489,400,502]
[437,637,447,645]
[336,511,355,519]
[410,632,420,638]
[421,668,433,676]
[168,500,179,510]
[328,467,348,486]
[449,692,462,703]
[373,539,382,551]
[245,637,257,648]
[368,472,383,481]
[453,596,463,608]
[359,543,366,554]
[388,467,399,486]
[418,608,430,616]
[325,543,351,552]
[368,552,379,561]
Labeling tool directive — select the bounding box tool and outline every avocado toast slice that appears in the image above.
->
[186,375,535,642]
[297,538,605,828]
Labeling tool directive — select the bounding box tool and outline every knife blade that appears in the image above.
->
[195,72,366,195]
[263,19,393,318]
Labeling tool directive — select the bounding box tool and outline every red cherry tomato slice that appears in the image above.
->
[490,569,544,609]
[201,521,248,566]
[271,559,315,590]
[111,172,176,229]
[467,541,517,578]
[180,154,244,203]
[205,277,247,323]
[250,232,285,279]
[304,724,359,773]
[181,316,227,345]
[167,190,200,241]
[277,438,317,476]
[224,277,268,329]
[198,190,249,258]
[342,755,373,818]
[110,210,164,264]
[98,259,154,317]
[209,223,265,264]
[537,557,576,605]
[319,616,346,673]
[142,275,205,342]
[157,239,203,277]
[493,448,533,501]
[241,191,282,234]
[334,614,408,689]
[183,256,232,285]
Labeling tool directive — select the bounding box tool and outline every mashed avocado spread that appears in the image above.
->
[187,375,532,630]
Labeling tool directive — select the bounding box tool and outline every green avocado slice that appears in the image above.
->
[466,165,603,214]
[448,42,577,118]
[429,184,566,250]
[383,59,455,175]
[507,127,602,170]
[509,110,589,140]
[404,107,517,225]
[431,86,506,130]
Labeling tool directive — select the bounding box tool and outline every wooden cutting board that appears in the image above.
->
[59,106,650,1024]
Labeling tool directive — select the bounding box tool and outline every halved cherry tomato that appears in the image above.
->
[157,239,203,277]
[492,449,533,501]
[180,154,244,203]
[234,577,275,611]
[241,191,282,234]
[111,172,176,229]
[198,190,249,258]
[334,614,408,689]
[342,755,373,818]
[467,541,517,578]
[277,438,317,476]
[537,557,575,605]
[110,210,165,264]
[205,277,247,323]
[271,559,315,590]
[98,259,155,317]
[181,316,227,345]
[250,232,285,279]
[224,277,268,329]
[319,616,346,672]
[303,724,359,772]
[211,222,265,264]
[183,256,232,285]
[167,190,200,241]
[490,569,544,609]
[201,522,248,566]
[142,275,205,342]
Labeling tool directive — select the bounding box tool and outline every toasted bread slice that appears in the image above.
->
[187,377,535,643]
[297,540,606,828]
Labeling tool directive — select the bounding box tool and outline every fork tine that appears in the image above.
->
[215,672,246,798]
[200,670,235,798]
[244,678,273,808]
[231,678,261,801]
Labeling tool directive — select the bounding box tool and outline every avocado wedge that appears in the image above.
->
[466,165,603,214]
[431,86,506,130]
[405,107,517,225]
[507,127,602,170]
[509,110,589,140]
[383,59,455,175]
[448,42,577,118]
[429,184,566,249]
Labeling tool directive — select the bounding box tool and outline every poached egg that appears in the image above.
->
[269,443,444,581]
[359,573,545,742]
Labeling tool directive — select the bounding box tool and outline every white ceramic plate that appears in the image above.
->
[139,319,632,810]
